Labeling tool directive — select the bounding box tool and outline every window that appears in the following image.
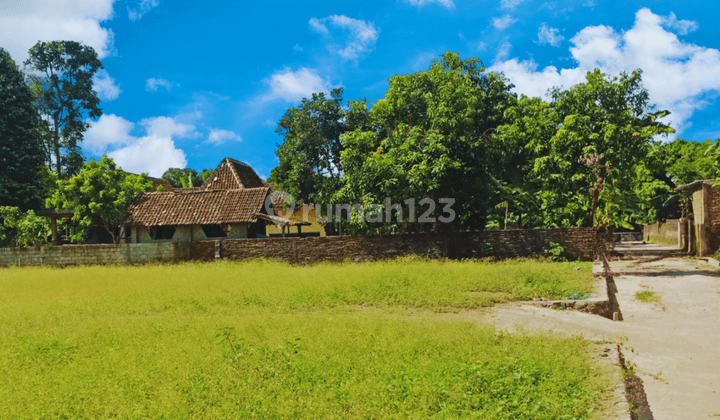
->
[201,224,227,238]
[147,225,176,240]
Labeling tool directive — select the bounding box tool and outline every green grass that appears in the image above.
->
[635,289,665,310]
[0,258,606,419]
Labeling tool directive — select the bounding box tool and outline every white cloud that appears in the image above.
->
[140,116,199,139]
[206,128,242,145]
[145,78,178,92]
[309,15,379,60]
[293,43,303,52]
[405,0,455,9]
[265,67,334,102]
[662,12,698,35]
[500,0,524,10]
[492,15,516,31]
[494,42,513,63]
[85,114,135,155]
[128,0,159,21]
[537,23,564,47]
[0,0,115,64]
[85,114,193,176]
[488,8,720,138]
[93,69,122,101]
[308,17,329,35]
[109,137,186,177]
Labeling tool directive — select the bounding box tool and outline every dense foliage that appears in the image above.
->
[0,206,50,247]
[0,48,45,211]
[47,156,152,244]
[161,167,204,188]
[274,52,691,233]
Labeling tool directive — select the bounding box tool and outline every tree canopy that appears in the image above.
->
[335,52,515,232]
[47,156,152,244]
[271,52,697,233]
[0,48,45,211]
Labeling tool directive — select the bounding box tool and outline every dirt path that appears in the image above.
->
[490,243,720,419]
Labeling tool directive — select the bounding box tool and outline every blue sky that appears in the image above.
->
[4,0,720,177]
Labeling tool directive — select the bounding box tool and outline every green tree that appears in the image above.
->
[270,88,368,205]
[0,48,45,211]
[24,40,103,178]
[47,156,152,244]
[198,169,213,184]
[498,69,673,227]
[0,206,51,247]
[161,168,202,188]
[336,52,515,232]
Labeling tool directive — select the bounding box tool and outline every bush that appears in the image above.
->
[545,241,567,262]
[0,206,50,247]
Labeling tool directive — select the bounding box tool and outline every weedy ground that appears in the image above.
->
[0,258,610,419]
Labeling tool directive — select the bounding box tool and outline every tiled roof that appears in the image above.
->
[126,187,270,226]
[200,158,265,190]
[148,177,175,191]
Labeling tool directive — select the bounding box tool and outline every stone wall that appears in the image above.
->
[0,241,215,267]
[644,219,681,248]
[220,227,608,263]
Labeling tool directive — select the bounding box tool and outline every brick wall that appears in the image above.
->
[643,219,681,248]
[0,241,215,267]
[220,227,609,263]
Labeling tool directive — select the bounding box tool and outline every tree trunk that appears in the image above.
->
[53,115,62,178]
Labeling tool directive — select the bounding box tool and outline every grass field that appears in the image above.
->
[0,258,608,419]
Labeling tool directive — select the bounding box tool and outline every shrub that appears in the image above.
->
[545,241,567,262]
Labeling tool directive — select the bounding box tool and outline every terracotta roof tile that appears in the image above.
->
[127,187,270,226]
[200,158,265,190]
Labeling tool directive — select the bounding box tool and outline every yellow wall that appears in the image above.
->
[265,205,325,237]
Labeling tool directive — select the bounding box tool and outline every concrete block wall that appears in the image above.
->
[0,241,215,267]
[643,219,681,248]
[220,227,608,263]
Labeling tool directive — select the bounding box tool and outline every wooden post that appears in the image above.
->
[50,216,59,245]
[297,225,302,237]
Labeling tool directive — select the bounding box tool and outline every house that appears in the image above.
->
[124,158,294,243]
[126,187,271,242]
[675,179,720,256]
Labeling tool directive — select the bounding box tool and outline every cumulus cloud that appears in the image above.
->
[405,0,455,9]
[500,0,524,10]
[145,78,178,92]
[93,69,122,101]
[85,114,195,176]
[128,0,159,21]
[488,8,719,138]
[85,114,135,155]
[0,0,116,64]
[537,23,564,47]
[265,67,334,103]
[109,137,186,177]
[309,15,379,60]
[206,128,242,145]
[492,15,516,31]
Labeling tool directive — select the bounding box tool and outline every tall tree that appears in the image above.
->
[498,69,673,228]
[0,48,45,210]
[24,40,103,178]
[47,156,152,244]
[336,52,516,232]
[270,88,368,205]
